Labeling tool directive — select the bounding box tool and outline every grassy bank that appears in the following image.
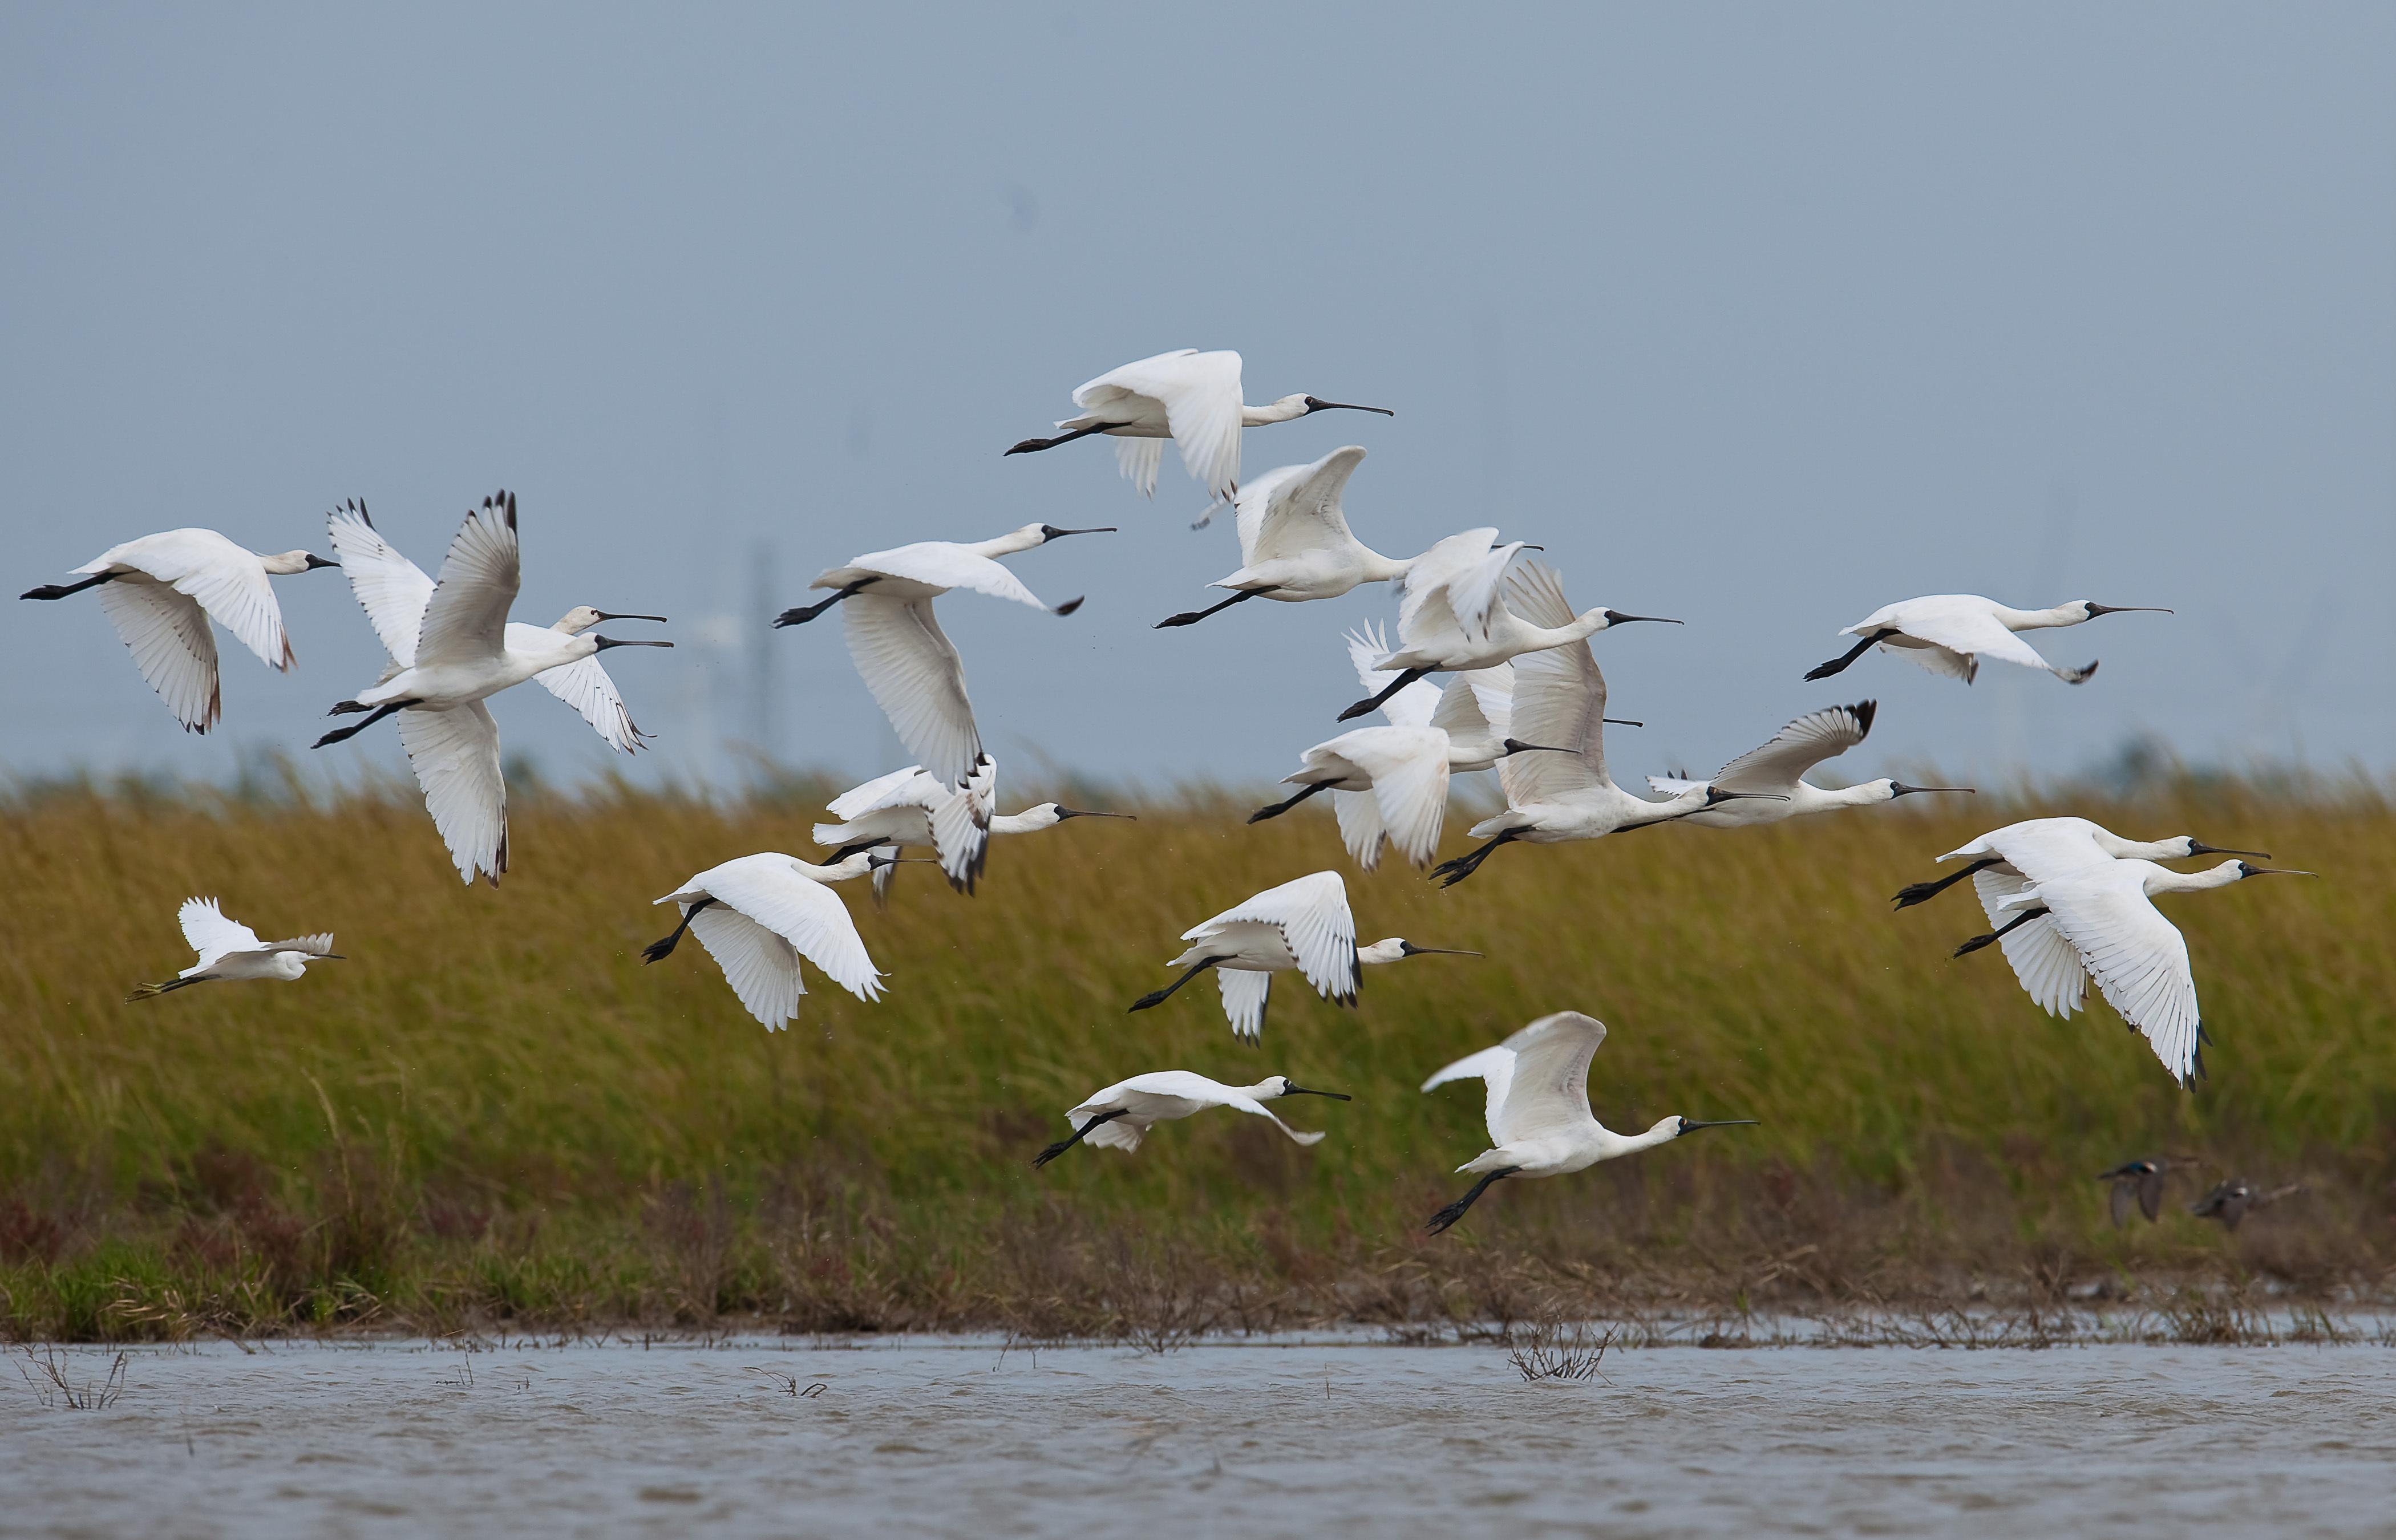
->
[1,775,2389,1342]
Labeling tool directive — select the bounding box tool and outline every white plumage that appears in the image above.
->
[814,755,1131,898]
[1154,447,1409,625]
[1806,594,2171,686]
[1031,1071,1350,1165]
[1646,700,1973,826]
[645,853,887,1030]
[127,897,341,1000]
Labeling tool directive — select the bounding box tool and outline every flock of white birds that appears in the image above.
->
[23,347,2309,1234]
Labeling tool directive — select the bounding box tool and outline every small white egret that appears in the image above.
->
[1154,447,1409,626]
[1127,869,1477,1042]
[1431,565,1779,887]
[771,522,1111,792]
[127,898,341,1001]
[642,852,888,1029]
[1953,857,2313,1088]
[1337,537,1675,721]
[312,495,672,885]
[1806,594,2172,686]
[1031,1072,1351,1166]
[1004,349,1391,506]
[1419,1012,1755,1234]
[1644,700,1974,826]
[815,754,1132,898]
[21,529,339,732]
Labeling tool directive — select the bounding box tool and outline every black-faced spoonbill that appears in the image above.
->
[21,529,339,732]
[1419,1012,1755,1234]
[1003,348,1391,507]
[1154,447,1408,625]
[1337,539,1677,722]
[771,522,1111,792]
[311,495,672,885]
[642,853,888,1028]
[1804,594,2172,686]
[127,898,341,1001]
[1430,565,1782,887]
[1953,858,2314,1088]
[1030,1072,1352,1167]
[2189,1178,2302,1231]
[1645,700,1974,825]
[1126,870,1478,1042]
[814,754,1132,898]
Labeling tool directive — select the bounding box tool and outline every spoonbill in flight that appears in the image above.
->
[1127,869,1477,1041]
[1805,595,2172,686]
[127,898,342,1001]
[642,852,888,1029]
[1644,700,1973,825]
[1155,447,1406,626]
[2190,1178,2302,1231]
[312,496,671,885]
[772,522,1111,791]
[815,755,1132,898]
[1891,817,2270,1030]
[1419,1012,1755,1234]
[1004,349,1391,508]
[1953,857,2314,1088]
[1430,565,1780,887]
[21,529,339,732]
[1337,535,1675,721]
[1031,1072,1351,1166]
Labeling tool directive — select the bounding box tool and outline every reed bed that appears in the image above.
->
[1,773,2387,1341]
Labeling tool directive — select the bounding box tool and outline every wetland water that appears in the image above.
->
[2,1338,2390,1537]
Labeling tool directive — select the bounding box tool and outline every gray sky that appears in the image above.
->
[5,3,2390,797]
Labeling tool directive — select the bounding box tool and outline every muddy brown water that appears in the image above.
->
[2,1338,2390,1537]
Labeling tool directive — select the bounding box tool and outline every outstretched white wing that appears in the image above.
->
[699,858,884,1004]
[1972,868,2087,1018]
[412,493,520,668]
[511,624,649,753]
[825,764,931,821]
[325,501,435,665]
[2034,866,2203,1087]
[1487,1012,1608,1147]
[1709,702,1876,795]
[1395,528,1507,643]
[1240,446,1364,567]
[840,542,1061,611]
[1344,622,1440,728]
[1338,728,1451,869]
[396,701,508,886]
[1420,1043,1519,1148]
[1331,788,1388,870]
[1873,602,2057,679]
[94,579,221,732]
[1215,968,1274,1043]
[177,897,264,968]
[686,906,806,1028]
[1076,348,1244,501]
[929,755,997,891]
[1207,870,1358,1004]
[842,593,982,791]
[1495,565,1607,804]
[82,529,292,671]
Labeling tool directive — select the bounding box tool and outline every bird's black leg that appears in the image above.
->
[1426,1166,1521,1235]
[311,699,418,748]
[1805,629,1896,682]
[772,577,880,629]
[1128,957,1228,1012]
[125,974,209,1002]
[1247,780,1331,824]
[1004,421,1118,456]
[1337,667,1429,723]
[1031,1108,1132,1168]
[1432,829,1519,888]
[1155,590,1261,629]
[1892,857,2002,910]
[20,572,117,601]
[642,897,717,963]
[1953,904,2049,958]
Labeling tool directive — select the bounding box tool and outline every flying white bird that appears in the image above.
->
[1127,869,1477,1041]
[1153,447,1410,626]
[1419,1012,1754,1234]
[1806,595,2172,686]
[21,529,339,732]
[1338,536,1675,721]
[1644,700,1973,826]
[312,495,672,885]
[642,852,888,1028]
[1954,857,2312,1088]
[1030,1072,1351,1166]
[1004,349,1391,507]
[814,755,1133,898]
[1889,817,2270,1028]
[771,522,1111,792]
[127,897,341,1001]
[1431,565,1779,886]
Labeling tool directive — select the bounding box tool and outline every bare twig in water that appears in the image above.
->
[1505,1319,1616,1383]
[15,1346,128,1409]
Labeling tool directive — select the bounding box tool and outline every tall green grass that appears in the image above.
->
[1,774,2387,1339]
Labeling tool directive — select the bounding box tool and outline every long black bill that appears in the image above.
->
[1282,1086,1353,1101]
[592,637,673,651]
[1303,398,1395,416]
[1054,808,1135,821]
[2085,605,2174,617]
[594,611,670,623]
[1500,739,1578,756]
[2188,842,2270,858]
[1889,783,1975,797]
[1602,611,1681,626]
[1039,525,1117,540]
[1679,1118,1759,1133]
